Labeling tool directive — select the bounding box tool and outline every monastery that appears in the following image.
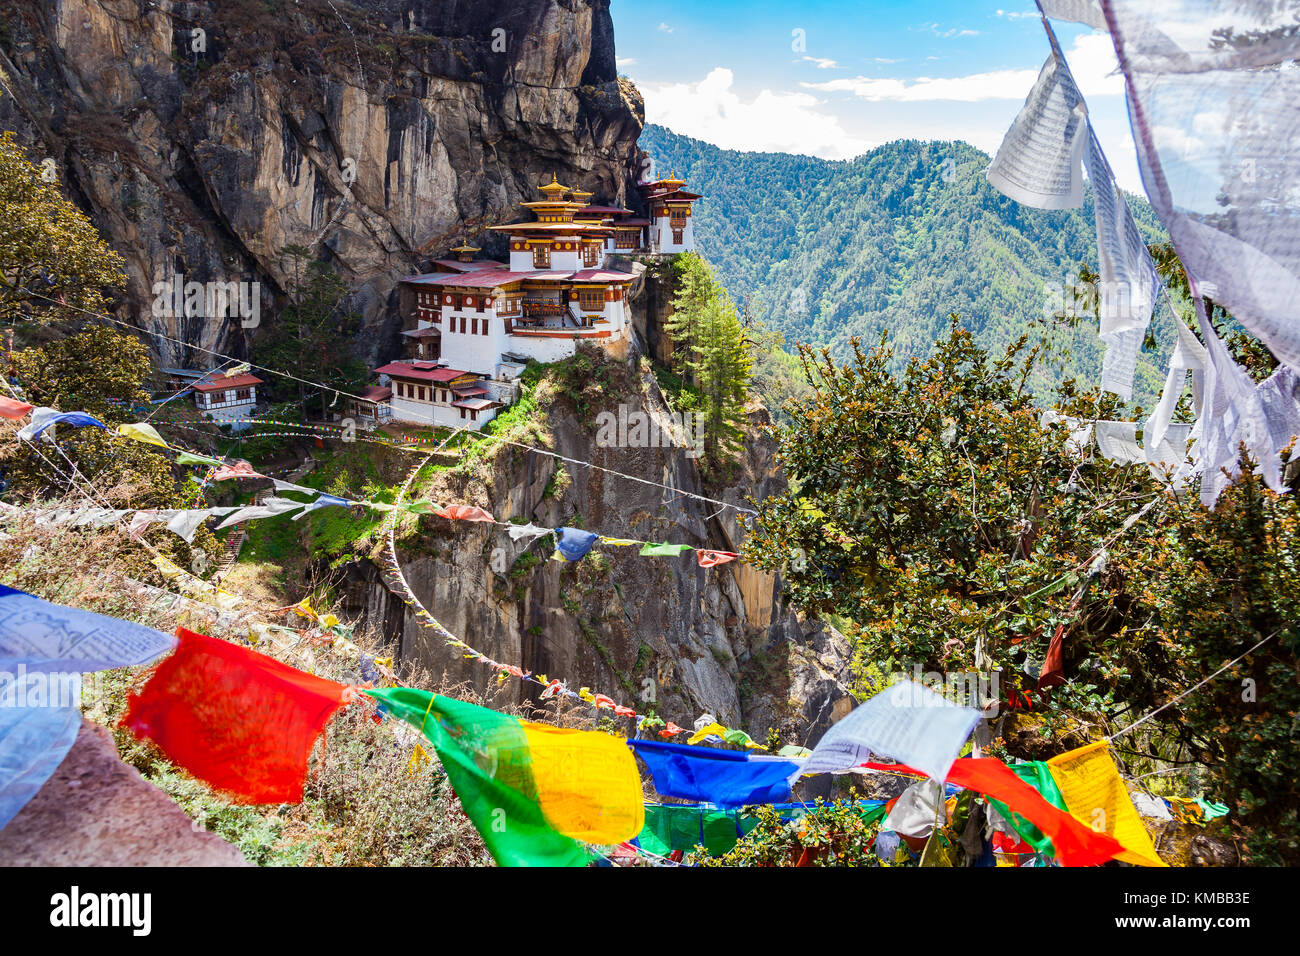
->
[359,173,702,432]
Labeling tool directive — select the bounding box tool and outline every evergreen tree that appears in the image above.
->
[666,253,753,466]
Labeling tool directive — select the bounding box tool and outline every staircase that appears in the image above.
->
[211,488,272,582]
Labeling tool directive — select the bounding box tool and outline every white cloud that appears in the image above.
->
[640,67,870,160]
[875,57,904,64]
[801,56,839,69]
[996,9,1038,19]
[802,33,1123,102]
[617,57,637,67]
[658,22,673,34]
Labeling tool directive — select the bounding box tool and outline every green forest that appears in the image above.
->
[640,124,1172,409]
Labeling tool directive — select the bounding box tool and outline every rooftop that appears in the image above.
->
[192,372,264,392]
[375,362,475,383]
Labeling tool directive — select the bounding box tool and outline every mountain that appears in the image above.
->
[640,124,1172,408]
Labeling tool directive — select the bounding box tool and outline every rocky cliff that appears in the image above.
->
[0,0,643,363]
[341,342,855,745]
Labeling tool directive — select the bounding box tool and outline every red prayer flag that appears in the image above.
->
[0,396,33,420]
[433,504,495,523]
[859,757,1125,867]
[121,627,350,804]
[211,461,265,482]
[1038,623,1067,690]
[696,550,739,568]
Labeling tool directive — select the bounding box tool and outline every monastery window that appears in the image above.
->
[579,289,603,312]
[417,386,426,402]
[533,245,550,269]
[235,388,251,402]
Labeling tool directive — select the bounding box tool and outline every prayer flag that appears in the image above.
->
[211,461,265,481]
[0,583,176,673]
[117,422,170,448]
[0,396,33,420]
[629,739,801,809]
[16,408,108,442]
[697,550,738,567]
[801,680,980,783]
[433,504,495,523]
[368,688,643,866]
[175,451,225,467]
[555,527,599,562]
[121,627,350,804]
[0,704,81,830]
[1047,740,1168,866]
[639,542,693,557]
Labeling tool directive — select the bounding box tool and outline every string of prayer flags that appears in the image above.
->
[368,687,644,866]
[800,680,980,784]
[555,527,599,561]
[639,542,692,557]
[0,704,82,830]
[210,461,265,481]
[433,504,494,523]
[117,422,170,448]
[696,550,738,567]
[628,739,800,808]
[0,583,177,673]
[16,408,108,442]
[1046,740,1168,867]
[0,396,33,420]
[597,536,639,547]
[121,627,352,804]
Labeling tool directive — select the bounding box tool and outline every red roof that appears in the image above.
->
[375,362,474,383]
[192,372,264,392]
[575,205,631,215]
[400,327,442,339]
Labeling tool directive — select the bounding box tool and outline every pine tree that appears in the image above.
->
[666,253,753,466]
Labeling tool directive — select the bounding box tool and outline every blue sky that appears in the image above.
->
[610,1,1142,191]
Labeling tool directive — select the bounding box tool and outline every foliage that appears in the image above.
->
[666,253,754,467]
[0,131,126,328]
[745,320,1300,862]
[695,797,883,867]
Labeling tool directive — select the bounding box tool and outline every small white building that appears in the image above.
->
[375,361,500,431]
[192,371,263,431]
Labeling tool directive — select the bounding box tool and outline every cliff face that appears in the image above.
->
[341,342,854,745]
[0,0,643,363]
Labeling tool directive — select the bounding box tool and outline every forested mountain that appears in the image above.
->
[640,124,1171,408]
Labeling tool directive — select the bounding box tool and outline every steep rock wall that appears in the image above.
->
[0,0,644,363]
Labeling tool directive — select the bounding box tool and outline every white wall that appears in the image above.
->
[437,305,505,377]
[390,394,497,431]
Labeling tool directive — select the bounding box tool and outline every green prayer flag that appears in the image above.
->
[985,760,1069,855]
[366,687,590,867]
[175,451,225,467]
[638,542,693,557]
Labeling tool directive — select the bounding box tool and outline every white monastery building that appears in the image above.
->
[370,174,701,431]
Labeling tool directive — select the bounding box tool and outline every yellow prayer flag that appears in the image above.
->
[598,537,639,546]
[117,422,170,449]
[520,719,645,845]
[1047,740,1168,867]
[687,721,729,745]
